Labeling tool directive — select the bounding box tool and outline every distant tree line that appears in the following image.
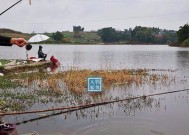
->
[22,24,189,46]
[97,26,177,44]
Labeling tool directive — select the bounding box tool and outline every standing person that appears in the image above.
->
[0,35,28,47]
[38,45,47,60]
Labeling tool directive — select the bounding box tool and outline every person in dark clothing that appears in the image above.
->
[38,45,47,60]
[0,35,28,47]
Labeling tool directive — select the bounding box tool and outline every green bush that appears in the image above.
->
[0,59,11,65]
[182,38,189,47]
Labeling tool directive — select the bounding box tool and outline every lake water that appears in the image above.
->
[1,45,189,135]
[1,44,189,70]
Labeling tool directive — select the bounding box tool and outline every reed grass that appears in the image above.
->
[6,68,173,93]
[0,68,175,112]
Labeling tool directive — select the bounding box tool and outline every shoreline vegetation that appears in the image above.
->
[168,24,189,47]
[0,25,178,45]
[0,23,188,46]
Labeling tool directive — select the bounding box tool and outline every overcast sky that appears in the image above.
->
[0,0,189,33]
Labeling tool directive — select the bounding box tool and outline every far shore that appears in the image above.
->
[30,42,169,45]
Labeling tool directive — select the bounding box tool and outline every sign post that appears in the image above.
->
[87,77,102,92]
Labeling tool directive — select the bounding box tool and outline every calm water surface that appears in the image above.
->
[1,45,189,135]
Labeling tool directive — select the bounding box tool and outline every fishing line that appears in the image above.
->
[0,88,189,116]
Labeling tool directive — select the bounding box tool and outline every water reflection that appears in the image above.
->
[73,52,82,66]
[47,64,60,73]
[176,51,189,68]
[100,51,115,69]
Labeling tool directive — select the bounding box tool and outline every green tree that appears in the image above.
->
[52,31,63,42]
[182,38,189,46]
[97,27,118,43]
[131,26,154,43]
[177,24,189,44]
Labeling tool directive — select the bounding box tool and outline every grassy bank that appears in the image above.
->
[44,31,102,44]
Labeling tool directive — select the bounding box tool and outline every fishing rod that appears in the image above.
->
[0,0,32,16]
[1,88,189,116]
[0,0,22,16]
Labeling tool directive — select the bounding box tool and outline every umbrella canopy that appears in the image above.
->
[28,34,50,43]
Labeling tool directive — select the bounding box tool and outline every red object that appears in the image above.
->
[50,55,60,66]
[29,57,36,59]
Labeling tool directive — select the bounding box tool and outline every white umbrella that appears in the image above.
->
[28,34,50,43]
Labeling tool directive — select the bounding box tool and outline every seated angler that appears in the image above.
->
[38,45,47,60]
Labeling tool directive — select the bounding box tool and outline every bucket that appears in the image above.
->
[50,55,60,66]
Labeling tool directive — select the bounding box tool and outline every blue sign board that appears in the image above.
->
[87,77,102,92]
